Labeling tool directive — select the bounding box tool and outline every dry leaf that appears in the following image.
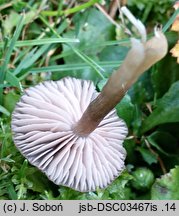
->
[170,41,179,63]
[170,1,179,63]
[171,1,179,32]
[171,16,179,31]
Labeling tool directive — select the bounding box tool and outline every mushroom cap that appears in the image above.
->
[11,77,128,192]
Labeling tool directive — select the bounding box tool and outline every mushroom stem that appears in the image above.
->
[74,28,168,136]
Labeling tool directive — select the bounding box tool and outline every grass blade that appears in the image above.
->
[0,38,80,48]
[17,61,122,80]
[0,14,24,104]
[163,8,179,32]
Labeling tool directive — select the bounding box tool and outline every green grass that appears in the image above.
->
[0,38,80,48]
[0,0,179,200]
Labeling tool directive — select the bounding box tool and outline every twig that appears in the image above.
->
[109,0,119,18]
[45,49,55,66]
[144,138,167,174]
[67,0,76,9]
[109,0,132,18]
[95,3,121,28]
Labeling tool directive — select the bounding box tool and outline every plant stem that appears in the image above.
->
[145,139,167,174]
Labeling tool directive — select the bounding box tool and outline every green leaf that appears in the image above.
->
[19,159,28,179]
[58,187,86,200]
[158,122,179,140]
[102,171,134,200]
[129,72,154,105]
[123,139,137,164]
[6,71,22,90]
[152,53,179,98]
[61,7,115,81]
[147,131,178,157]
[142,81,179,132]
[0,105,10,116]
[99,44,129,62]
[26,168,51,193]
[131,105,143,136]
[151,166,179,200]
[116,94,135,127]
[7,184,17,200]
[137,147,158,165]
[4,91,20,113]
[0,83,11,88]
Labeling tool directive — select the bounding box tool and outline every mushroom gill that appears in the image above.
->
[11,77,127,192]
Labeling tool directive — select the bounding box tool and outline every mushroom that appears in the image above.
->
[11,7,168,192]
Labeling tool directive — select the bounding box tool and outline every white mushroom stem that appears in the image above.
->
[74,28,168,136]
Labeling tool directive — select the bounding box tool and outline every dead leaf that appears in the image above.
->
[170,1,179,63]
[171,1,179,32]
[171,16,179,31]
[170,41,179,64]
